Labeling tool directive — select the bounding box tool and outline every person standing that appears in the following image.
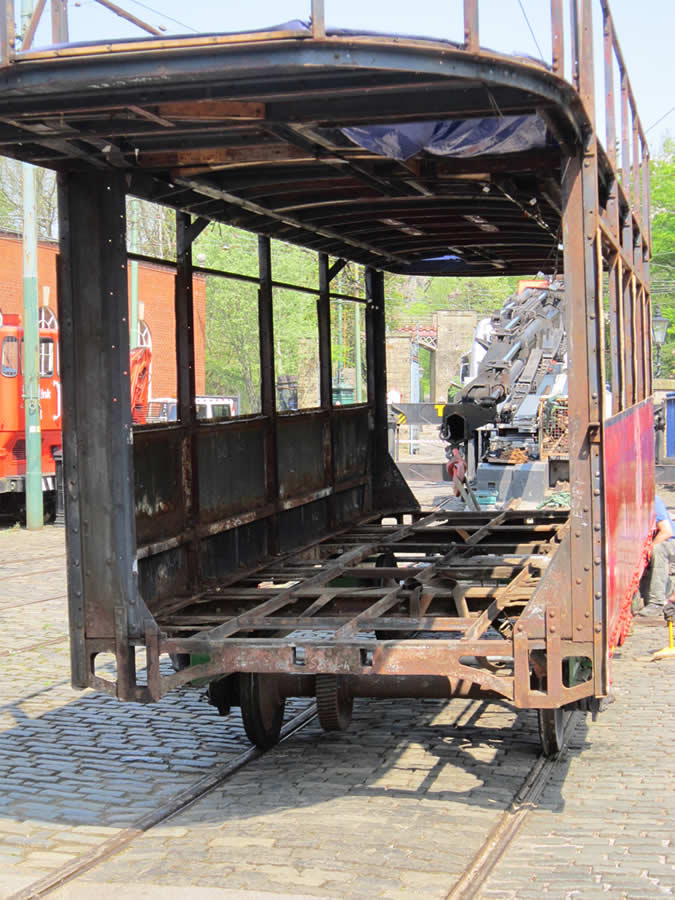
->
[639,496,675,616]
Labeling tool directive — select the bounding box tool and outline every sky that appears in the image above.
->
[25,0,675,152]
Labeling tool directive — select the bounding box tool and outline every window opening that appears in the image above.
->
[38,306,57,329]
[330,299,367,405]
[39,338,54,377]
[137,319,152,349]
[1,336,18,377]
[274,288,320,411]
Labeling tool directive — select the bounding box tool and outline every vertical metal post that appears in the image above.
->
[569,0,580,90]
[620,72,630,217]
[562,0,607,694]
[551,0,563,75]
[622,272,635,404]
[57,171,138,694]
[317,253,332,409]
[632,115,640,222]
[1,0,16,63]
[365,268,387,464]
[51,0,67,42]
[608,257,622,411]
[310,0,325,38]
[317,252,334,527]
[602,10,615,169]
[354,301,362,403]
[175,212,199,589]
[463,0,479,52]
[258,235,279,553]
[22,161,43,528]
[129,198,139,349]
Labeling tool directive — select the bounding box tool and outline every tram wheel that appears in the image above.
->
[537,707,567,757]
[239,673,285,749]
[316,674,353,732]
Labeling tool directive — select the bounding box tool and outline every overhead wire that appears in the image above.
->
[122,0,199,33]
[646,106,675,134]
[516,0,545,61]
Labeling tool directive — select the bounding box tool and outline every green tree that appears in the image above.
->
[650,139,675,376]
[0,158,58,238]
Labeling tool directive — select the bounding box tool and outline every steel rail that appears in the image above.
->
[446,709,579,899]
[0,635,68,657]
[0,593,67,611]
[7,703,319,900]
[0,565,65,581]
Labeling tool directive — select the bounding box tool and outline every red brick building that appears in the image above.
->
[0,231,206,397]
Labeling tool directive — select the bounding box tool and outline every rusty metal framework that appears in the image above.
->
[0,0,654,753]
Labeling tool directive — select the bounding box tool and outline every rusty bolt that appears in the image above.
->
[549,610,556,617]
[576,577,582,584]
[550,625,557,633]
[577,624,584,631]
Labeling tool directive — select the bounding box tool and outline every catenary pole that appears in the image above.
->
[21,0,42,528]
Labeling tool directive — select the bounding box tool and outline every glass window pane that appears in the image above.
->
[39,338,54,377]
[1,337,18,377]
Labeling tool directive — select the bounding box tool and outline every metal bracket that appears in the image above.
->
[177,216,209,257]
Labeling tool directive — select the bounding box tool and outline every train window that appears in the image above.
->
[1,336,18,377]
[39,338,55,377]
[38,306,58,329]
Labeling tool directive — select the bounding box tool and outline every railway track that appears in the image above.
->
[0,635,68,658]
[0,565,65,582]
[0,594,67,612]
[6,701,578,900]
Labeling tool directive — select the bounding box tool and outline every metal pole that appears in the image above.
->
[130,198,139,349]
[22,160,43,528]
[354,301,362,403]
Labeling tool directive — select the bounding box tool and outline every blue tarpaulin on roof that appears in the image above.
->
[342,115,549,161]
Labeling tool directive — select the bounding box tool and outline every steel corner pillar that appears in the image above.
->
[57,172,140,695]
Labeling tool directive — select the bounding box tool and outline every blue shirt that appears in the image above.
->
[655,496,675,540]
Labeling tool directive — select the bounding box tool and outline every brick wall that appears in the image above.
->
[0,232,206,398]
[386,335,412,402]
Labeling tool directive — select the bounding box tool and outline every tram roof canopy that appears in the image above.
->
[0,26,604,276]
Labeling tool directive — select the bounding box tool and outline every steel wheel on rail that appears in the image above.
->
[316,674,353,732]
[239,673,285,749]
[537,707,567,756]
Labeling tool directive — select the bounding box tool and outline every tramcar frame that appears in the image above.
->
[0,0,653,753]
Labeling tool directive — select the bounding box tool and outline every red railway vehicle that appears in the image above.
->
[0,0,653,757]
[0,312,61,517]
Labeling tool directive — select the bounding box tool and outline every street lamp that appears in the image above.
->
[652,306,669,377]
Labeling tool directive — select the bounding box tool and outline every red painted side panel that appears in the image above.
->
[603,399,654,647]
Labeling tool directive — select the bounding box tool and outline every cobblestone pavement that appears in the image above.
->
[1,522,674,899]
